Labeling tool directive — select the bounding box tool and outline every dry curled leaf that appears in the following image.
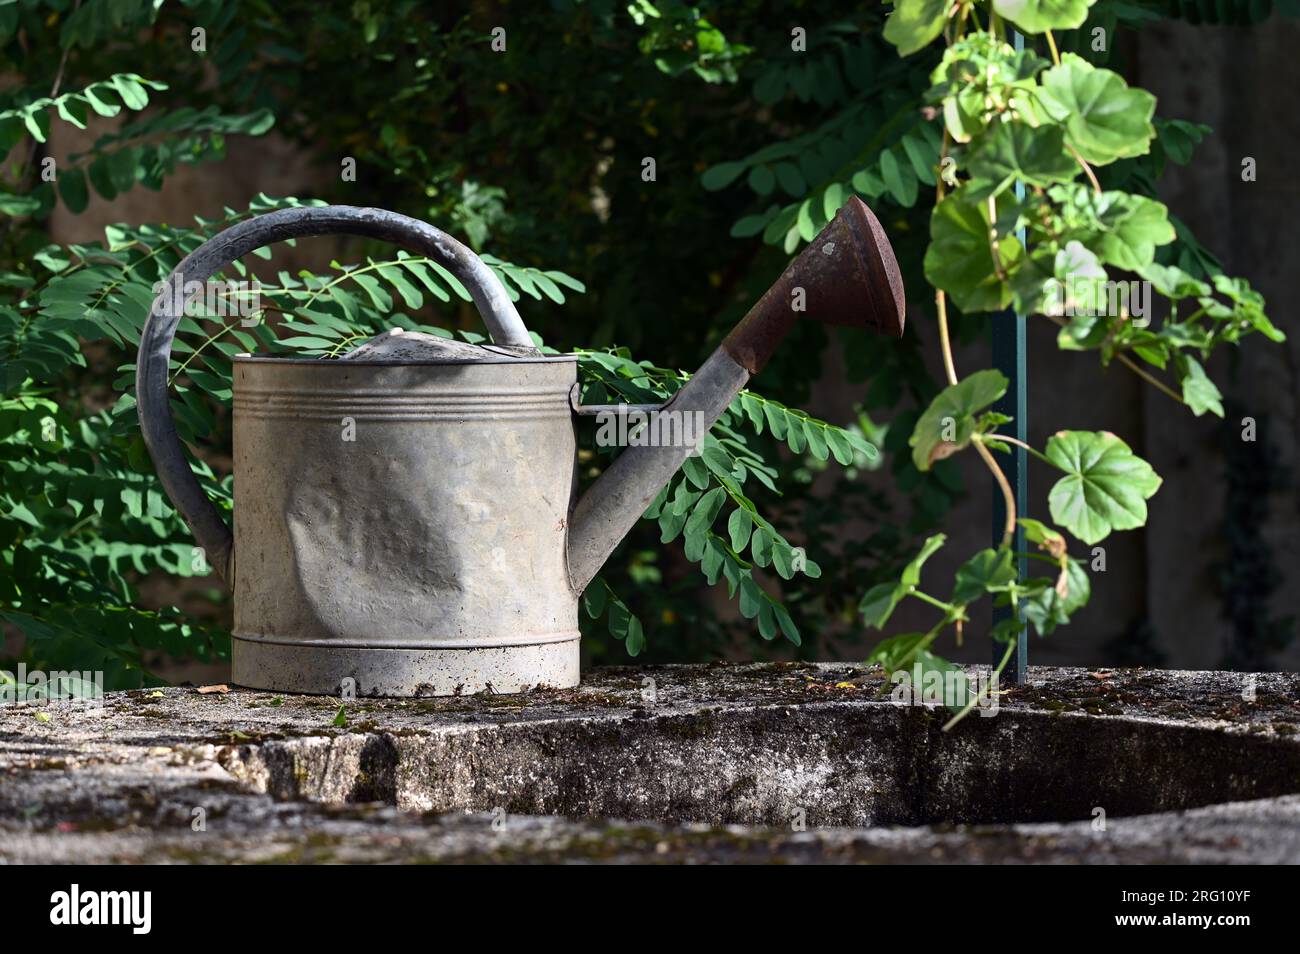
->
[927,440,962,466]
[1041,536,1067,560]
[1055,566,1070,598]
[197,684,231,694]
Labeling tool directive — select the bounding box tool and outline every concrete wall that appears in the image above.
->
[1135,18,1300,672]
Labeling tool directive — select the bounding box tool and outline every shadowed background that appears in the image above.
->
[5,1,1298,682]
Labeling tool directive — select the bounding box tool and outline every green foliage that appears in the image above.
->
[909,369,1007,470]
[1045,430,1162,544]
[992,0,1098,33]
[1,175,876,681]
[576,347,879,650]
[905,20,1280,406]
[843,0,1284,722]
[1037,54,1156,164]
[952,546,1017,603]
[965,123,1080,199]
[2,73,164,214]
[858,516,1091,720]
[925,194,1024,312]
[2,0,1292,692]
[2,2,901,684]
[0,73,165,147]
[627,0,751,83]
[858,532,946,629]
[883,0,949,56]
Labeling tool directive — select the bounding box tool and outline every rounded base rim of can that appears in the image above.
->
[231,630,580,651]
[231,636,580,697]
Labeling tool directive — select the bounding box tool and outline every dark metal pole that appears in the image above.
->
[991,306,1027,682]
[992,31,1029,683]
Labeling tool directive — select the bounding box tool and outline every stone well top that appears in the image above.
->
[1,663,1297,864]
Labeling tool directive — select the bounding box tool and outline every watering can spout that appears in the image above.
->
[566,196,905,594]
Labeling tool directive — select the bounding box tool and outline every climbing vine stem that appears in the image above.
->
[851,0,1286,728]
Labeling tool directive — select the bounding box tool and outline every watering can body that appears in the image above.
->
[231,353,581,695]
[136,202,903,697]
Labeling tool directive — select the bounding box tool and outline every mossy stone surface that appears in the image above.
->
[2,663,1297,863]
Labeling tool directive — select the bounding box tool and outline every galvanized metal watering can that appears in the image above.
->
[136,200,904,696]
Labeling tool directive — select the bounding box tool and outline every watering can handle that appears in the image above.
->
[135,205,534,584]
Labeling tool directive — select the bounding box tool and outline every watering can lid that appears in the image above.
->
[340,328,541,362]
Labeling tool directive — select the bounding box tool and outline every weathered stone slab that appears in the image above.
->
[2,663,1296,863]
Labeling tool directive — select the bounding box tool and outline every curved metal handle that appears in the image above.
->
[135,204,534,584]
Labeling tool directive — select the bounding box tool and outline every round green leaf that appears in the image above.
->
[803,421,829,461]
[965,123,1079,199]
[924,192,1022,313]
[771,542,795,580]
[899,132,937,186]
[625,616,646,656]
[825,427,855,465]
[582,584,608,619]
[1046,430,1162,544]
[883,0,948,57]
[822,181,846,220]
[992,0,1096,34]
[110,75,151,111]
[952,547,1017,604]
[1095,194,1175,271]
[1037,55,1156,166]
[730,211,774,238]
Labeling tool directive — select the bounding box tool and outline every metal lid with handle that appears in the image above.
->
[135,205,534,585]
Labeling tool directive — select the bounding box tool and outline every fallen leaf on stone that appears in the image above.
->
[1089,672,1114,681]
[835,681,857,690]
[197,684,231,694]
[34,711,50,723]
